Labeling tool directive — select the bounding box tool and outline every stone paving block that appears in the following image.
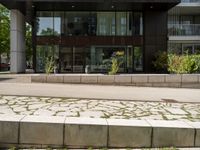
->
[115,75,132,84]
[81,75,98,84]
[97,75,114,84]
[147,120,195,147]
[185,121,200,147]
[31,75,47,83]
[182,74,199,83]
[148,75,165,83]
[64,75,81,83]
[181,83,200,88]
[132,75,148,83]
[46,75,64,83]
[20,115,65,145]
[107,119,152,148]
[165,74,181,83]
[0,114,25,144]
[65,117,107,148]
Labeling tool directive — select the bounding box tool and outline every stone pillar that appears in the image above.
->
[10,9,26,73]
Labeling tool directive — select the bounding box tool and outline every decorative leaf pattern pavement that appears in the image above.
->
[1,95,200,122]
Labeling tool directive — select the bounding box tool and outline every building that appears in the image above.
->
[168,0,200,54]
[0,0,180,73]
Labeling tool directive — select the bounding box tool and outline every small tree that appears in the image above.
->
[45,57,54,74]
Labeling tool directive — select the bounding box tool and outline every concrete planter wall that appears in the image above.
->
[0,115,199,149]
[31,74,200,88]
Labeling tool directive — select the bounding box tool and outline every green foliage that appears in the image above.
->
[26,24,33,62]
[0,4,10,56]
[153,51,168,71]
[109,57,119,75]
[168,54,200,74]
[45,56,55,74]
[153,51,200,74]
[108,51,124,75]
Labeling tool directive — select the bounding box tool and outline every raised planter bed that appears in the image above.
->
[31,74,200,88]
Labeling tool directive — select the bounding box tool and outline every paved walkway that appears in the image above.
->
[0,83,200,102]
[1,95,200,121]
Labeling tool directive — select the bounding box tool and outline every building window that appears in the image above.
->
[168,43,200,54]
[36,11,143,37]
[96,12,116,36]
[64,12,91,36]
[36,12,54,36]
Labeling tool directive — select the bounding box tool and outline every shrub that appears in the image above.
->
[108,51,124,75]
[154,51,200,74]
[109,57,119,75]
[153,51,168,72]
[168,54,199,74]
[45,56,54,74]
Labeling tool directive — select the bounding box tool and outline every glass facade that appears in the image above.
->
[168,43,200,54]
[37,11,143,36]
[36,11,143,73]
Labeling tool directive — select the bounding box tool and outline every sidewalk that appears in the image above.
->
[0,83,200,102]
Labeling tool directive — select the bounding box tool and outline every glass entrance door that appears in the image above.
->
[60,46,89,73]
[60,47,73,73]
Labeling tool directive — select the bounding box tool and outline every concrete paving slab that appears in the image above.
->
[107,119,152,148]
[20,115,65,145]
[0,114,24,144]
[65,117,107,148]
[0,83,200,102]
[147,120,195,147]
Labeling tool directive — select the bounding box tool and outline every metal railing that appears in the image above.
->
[168,24,200,36]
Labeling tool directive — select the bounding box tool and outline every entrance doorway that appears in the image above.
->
[60,46,90,73]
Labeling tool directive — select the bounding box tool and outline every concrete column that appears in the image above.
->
[10,9,26,73]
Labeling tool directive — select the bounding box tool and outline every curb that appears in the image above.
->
[0,114,199,148]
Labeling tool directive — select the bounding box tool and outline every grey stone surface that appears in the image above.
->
[165,75,182,83]
[64,75,81,83]
[107,119,152,147]
[0,115,24,144]
[31,75,47,83]
[65,117,107,148]
[98,76,114,84]
[181,83,200,88]
[46,75,64,83]
[10,9,26,73]
[131,75,148,83]
[20,116,65,145]
[81,75,98,84]
[148,120,195,147]
[115,75,132,84]
[148,75,165,83]
[182,74,199,83]
[185,121,200,147]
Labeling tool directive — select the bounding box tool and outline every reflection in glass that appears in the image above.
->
[64,12,91,36]
[133,13,143,35]
[97,12,115,36]
[90,47,126,73]
[36,12,54,36]
[134,47,143,71]
[60,47,73,73]
[116,12,127,36]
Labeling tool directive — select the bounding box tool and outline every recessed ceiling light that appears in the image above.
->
[111,5,115,9]
[72,5,75,8]
[150,6,153,9]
